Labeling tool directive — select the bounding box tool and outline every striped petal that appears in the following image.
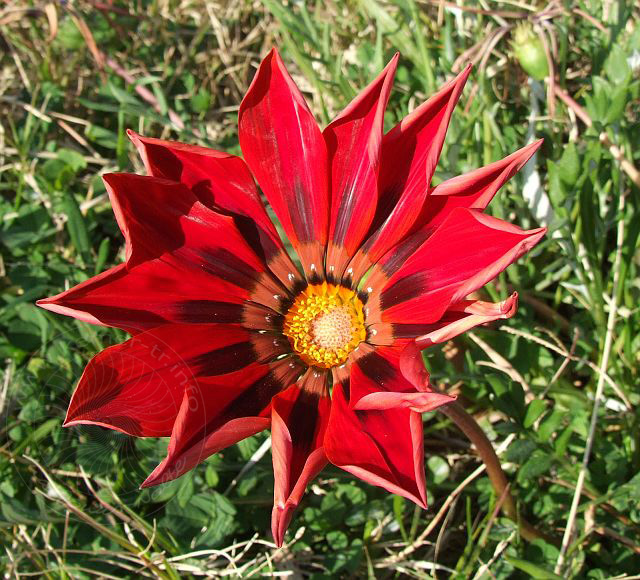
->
[348,346,455,412]
[238,48,328,279]
[38,174,287,332]
[105,173,284,305]
[383,292,519,347]
[369,208,545,325]
[37,262,279,334]
[141,359,303,487]
[127,131,301,286]
[271,370,330,546]
[362,141,543,293]
[324,54,398,280]
[349,65,471,279]
[64,324,287,437]
[420,139,543,230]
[325,383,428,508]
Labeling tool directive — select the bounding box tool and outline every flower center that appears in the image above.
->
[283,283,366,368]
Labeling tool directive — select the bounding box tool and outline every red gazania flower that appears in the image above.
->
[38,49,545,546]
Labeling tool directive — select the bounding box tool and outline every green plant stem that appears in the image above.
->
[440,401,555,544]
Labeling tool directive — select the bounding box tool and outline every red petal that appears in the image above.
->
[141,359,302,487]
[64,324,281,436]
[38,261,252,334]
[415,292,518,347]
[350,65,471,278]
[372,292,519,345]
[271,370,330,546]
[376,208,545,325]
[38,175,288,331]
[348,345,455,413]
[238,49,328,277]
[421,139,543,230]
[127,132,301,285]
[104,173,196,266]
[324,55,398,278]
[104,174,273,283]
[325,383,428,508]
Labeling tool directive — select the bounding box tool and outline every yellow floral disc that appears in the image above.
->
[283,283,367,368]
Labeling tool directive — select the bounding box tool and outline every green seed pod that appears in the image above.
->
[512,24,549,81]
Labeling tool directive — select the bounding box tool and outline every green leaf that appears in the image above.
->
[427,456,450,484]
[191,89,212,114]
[94,237,110,275]
[505,555,563,579]
[558,143,580,186]
[326,530,349,550]
[205,465,219,488]
[604,44,631,85]
[392,495,407,541]
[506,439,538,463]
[518,449,553,482]
[57,148,87,173]
[107,82,141,106]
[62,192,90,261]
[538,409,564,440]
[176,476,194,508]
[524,400,546,429]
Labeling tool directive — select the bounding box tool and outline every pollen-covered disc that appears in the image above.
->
[283,283,366,368]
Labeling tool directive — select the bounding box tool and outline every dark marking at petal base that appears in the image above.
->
[198,248,259,290]
[380,271,428,311]
[357,289,369,305]
[341,378,351,402]
[308,268,323,285]
[391,323,440,339]
[223,372,287,418]
[232,214,279,264]
[287,390,323,481]
[341,272,355,290]
[181,370,286,454]
[190,341,258,376]
[380,229,429,277]
[176,301,244,324]
[356,351,397,386]
[290,279,308,298]
[277,281,308,316]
